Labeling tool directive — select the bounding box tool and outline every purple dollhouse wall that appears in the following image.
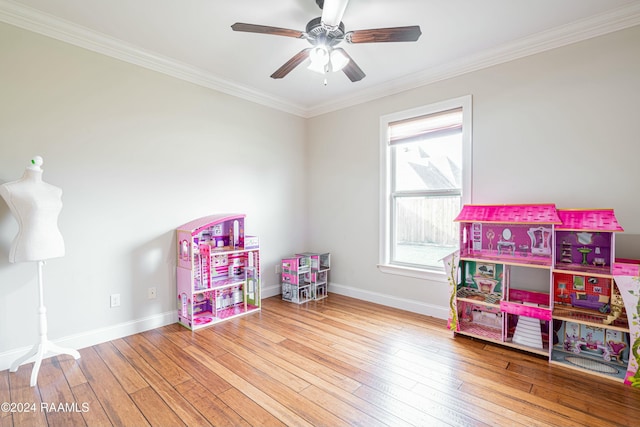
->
[556,230,612,266]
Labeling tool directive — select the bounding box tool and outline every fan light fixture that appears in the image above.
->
[308,45,349,74]
[330,48,349,71]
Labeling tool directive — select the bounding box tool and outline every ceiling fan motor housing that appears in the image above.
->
[306,17,345,46]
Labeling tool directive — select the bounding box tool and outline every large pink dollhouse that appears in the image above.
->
[444,204,640,386]
[176,214,260,330]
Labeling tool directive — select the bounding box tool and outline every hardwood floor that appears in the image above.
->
[2,294,640,426]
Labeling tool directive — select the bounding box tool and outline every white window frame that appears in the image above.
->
[378,95,473,280]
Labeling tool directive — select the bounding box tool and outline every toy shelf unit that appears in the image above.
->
[281,252,330,304]
[549,209,633,383]
[176,214,260,330]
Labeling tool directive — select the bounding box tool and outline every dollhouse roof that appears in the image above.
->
[177,213,245,235]
[454,204,561,224]
[556,209,624,232]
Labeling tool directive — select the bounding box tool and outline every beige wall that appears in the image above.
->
[306,25,640,316]
[0,22,306,367]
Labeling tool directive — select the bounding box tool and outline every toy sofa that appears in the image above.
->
[570,292,608,311]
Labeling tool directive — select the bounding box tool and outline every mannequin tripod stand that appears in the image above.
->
[10,261,80,387]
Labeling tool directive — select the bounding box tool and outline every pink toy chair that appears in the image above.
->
[607,341,627,362]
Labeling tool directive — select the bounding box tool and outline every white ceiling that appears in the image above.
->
[2,0,640,117]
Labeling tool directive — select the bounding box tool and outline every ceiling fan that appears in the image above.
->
[231,0,422,82]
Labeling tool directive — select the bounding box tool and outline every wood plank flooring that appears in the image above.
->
[2,294,640,426]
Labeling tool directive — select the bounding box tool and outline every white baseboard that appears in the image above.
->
[264,281,448,320]
[328,282,448,320]
[262,283,283,299]
[0,310,176,372]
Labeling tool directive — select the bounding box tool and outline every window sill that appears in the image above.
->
[377,264,447,282]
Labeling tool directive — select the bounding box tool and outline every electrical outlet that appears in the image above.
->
[148,287,157,299]
[275,264,281,274]
[110,293,121,308]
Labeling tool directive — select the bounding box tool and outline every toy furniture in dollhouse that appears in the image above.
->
[176,214,260,330]
[569,291,608,311]
[556,282,570,301]
[497,228,515,256]
[593,257,606,267]
[473,276,499,293]
[607,340,627,362]
[527,227,552,256]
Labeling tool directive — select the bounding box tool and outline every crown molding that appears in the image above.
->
[305,2,640,117]
[1,0,639,118]
[0,0,308,117]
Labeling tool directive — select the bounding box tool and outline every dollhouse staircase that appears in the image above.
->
[512,304,543,349]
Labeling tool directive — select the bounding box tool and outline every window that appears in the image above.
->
[379,96,472,278]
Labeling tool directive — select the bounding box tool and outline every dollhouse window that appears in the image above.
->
[379,96,472,275]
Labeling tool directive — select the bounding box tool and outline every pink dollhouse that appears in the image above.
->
[281,252,330,303]
[446,204,639,386]
[176,214,260,330]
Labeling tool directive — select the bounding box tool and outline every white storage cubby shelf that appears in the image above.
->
[444,204,640,386]
[281,252,330,304]
[176,214,260,330]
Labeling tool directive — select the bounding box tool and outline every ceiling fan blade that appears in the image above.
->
[321,0,349,27]
[271,48,312,79]
[334,48,365,82]
[346,25,422,43]
[231,23,304,38]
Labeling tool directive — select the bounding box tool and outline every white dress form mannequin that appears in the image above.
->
[0,156,80,387]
